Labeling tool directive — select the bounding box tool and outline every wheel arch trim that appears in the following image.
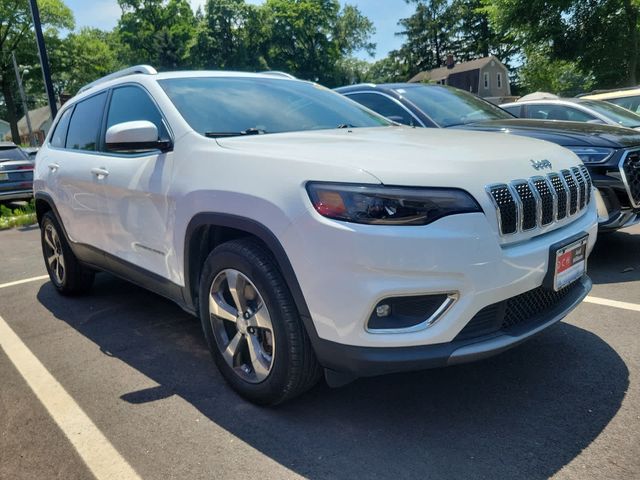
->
[183,212,320,341]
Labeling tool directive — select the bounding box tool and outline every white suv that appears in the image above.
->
[34,66,598,404]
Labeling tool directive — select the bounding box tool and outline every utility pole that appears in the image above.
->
[11,52,36,147]
[29,0,58,120]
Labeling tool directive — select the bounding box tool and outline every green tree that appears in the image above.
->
[396,0,456,76]
[50,28,124,96]
[0,0,73,143]
[450,0,518,67]
[190,0,269,70]
[367,51,411,83]
[116,0,197,70]
[518,49,595,96]
[263,0,375,85]
[484,0,640,88]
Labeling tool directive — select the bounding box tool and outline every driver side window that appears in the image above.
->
[103,85,169,152]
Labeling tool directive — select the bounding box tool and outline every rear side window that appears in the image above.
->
[50,107,73,148]
[66,92,107,151]
[106,86,169,140]
[348,92,415,126]
[501,105,521,117]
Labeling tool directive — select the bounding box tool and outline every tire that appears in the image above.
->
[198,238,321,405]
[40,211,94,295]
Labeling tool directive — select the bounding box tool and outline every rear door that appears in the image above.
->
[50,91,110,250]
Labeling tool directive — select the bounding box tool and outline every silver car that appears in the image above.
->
[502,98,640,131]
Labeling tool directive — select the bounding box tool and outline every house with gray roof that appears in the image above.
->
[409,55,513,101]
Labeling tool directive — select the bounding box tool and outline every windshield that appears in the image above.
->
[579,99,640,128]
[608,95,640,114]
[0,146,28,161]
[159,77,391,137]
[395,85,513,127]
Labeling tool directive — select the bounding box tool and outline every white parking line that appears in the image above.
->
[0,314,142,480]
[0,275,49,290]
[584,296,640,312]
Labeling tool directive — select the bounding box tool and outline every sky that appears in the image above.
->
[63,0,414,61]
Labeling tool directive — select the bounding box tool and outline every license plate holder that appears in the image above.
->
[544,233,588,291]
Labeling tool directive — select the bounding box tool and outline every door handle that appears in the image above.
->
[48,163,60,172]
[91,167,109,178]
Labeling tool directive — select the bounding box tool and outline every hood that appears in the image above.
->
[456,119,640,148]
[216,126,582,188]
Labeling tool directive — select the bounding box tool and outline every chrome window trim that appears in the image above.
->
[618,147,640,208]
[343,90,427,127]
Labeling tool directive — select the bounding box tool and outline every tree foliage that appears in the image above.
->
[116,0,197,69]
[0,0,74,142]
[484,0,640,88]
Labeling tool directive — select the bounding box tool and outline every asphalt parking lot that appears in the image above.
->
[0,225,639,480]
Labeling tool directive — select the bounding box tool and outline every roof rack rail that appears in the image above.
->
[576,85,640,97]
[260,71,297,79]
[78,65,157,93]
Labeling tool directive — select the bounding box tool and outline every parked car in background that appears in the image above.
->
[337,83,640,232]
[501,98,640,130]
[580,87,640,114]
[35,66,598,404]
[0,141,34,203]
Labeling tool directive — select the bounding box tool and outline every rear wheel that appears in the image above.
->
[198,238,321,405]
[40,211,94,295]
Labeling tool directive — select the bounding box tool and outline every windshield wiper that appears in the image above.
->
[205,128,267,138]
[337,123,355,129]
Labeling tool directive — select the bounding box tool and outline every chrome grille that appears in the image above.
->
[572,166,587,209]
[548,173,568,220]
[620,150,640,208]
[531,177,555,226]
[488,169,591,236]
[561,170,579,215]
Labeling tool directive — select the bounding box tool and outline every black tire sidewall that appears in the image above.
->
[198,243,299,405]
[40,213,66,290]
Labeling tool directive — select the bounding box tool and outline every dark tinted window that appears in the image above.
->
[501,105,521,117]
[609,96,640,113]
[50,107,73,148]
[66,92,107,151]
[526,104,596,122]
[347,92,415,125]
[159,77,390,137]
[395,85,513,127]
[0,146,28,161]
[106,86,168,139]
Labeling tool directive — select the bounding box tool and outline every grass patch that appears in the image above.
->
[0,199,37,230]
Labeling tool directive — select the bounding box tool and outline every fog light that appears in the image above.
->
[375,304,391,317]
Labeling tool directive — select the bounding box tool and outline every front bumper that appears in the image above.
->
[285,200,598,349]
[316,276,591,378]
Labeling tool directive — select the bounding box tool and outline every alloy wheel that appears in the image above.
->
[44,224,65,285]
[209,269,275,383]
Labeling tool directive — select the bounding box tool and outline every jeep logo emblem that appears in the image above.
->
[531,159,552,170]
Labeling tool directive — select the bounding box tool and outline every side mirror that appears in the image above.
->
[105,120,171,152]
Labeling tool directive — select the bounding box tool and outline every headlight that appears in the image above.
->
[306,182,482,226]
[566,146,614,164]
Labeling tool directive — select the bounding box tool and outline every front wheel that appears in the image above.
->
[198,238,321,405]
